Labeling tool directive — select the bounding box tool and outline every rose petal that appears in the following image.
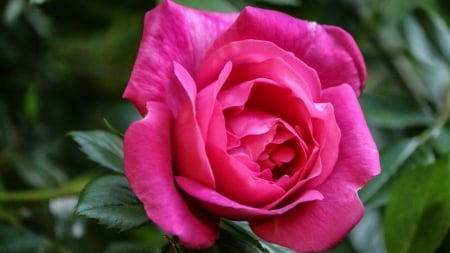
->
[250,181,365,253]
[250,84,380,252]
[196,61,232,145]
[218,78,275,110]
[270,145,296,165]
[321,84,380,187]
[197,40,320,100]
[124,102,218,248]
[227,109,279,138]
[302,103,341,189]
[207,144,286,207]
[176,175,323,220]
[208,7,366,94]
[123,0,237,115]
[173,62,216,189]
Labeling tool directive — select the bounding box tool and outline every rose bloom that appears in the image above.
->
[123,0,380,252]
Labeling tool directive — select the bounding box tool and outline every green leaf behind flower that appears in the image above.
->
[359,93,433,129]
[69,130,124,173]
[0,224,50,253]
[159,0,238,12]
[75,175,148,231]
[384,153,450,253]
[359,138,420,207]
[160,221,295,253]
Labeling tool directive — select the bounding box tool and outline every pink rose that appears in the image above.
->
[123,1,380,252]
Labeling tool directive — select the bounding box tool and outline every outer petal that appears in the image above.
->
[176,175,323,220]
[321,84,380,187]
[123,0,237,115]
[207,7,366,94]
[124,102,218,248]
[172,62,216,189]
[197,40,320,100]
[250,181,365,252]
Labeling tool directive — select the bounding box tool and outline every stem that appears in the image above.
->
[0,174,94,202]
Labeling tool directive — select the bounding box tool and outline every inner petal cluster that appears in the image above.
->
[227,111,308,185]
[174,40,342,212]
[220,99,320,208]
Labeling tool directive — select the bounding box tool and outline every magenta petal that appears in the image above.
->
[196,61,232,142]
[124,102,218,248]
[207,144,286,207]
[172,62,216,189]
[321,84,380,187]
[173,103,216,189]
[250,182,365,253]
[198,40,320,100]
[123,0,237,115]
[303,103,341,188]
[209,7,366,93]
[251,85,379,252]
[176,175,323,220]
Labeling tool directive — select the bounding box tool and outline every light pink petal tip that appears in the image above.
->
[124,102,218,248]
[209,6,366,94]
[123,0,237,115]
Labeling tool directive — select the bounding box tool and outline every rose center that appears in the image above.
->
[257,141,296,179]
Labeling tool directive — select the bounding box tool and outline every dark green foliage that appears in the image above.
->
[70,130,124,173]
[76,175,148,230]
[384,154,450,253]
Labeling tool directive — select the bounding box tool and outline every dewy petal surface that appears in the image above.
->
[207,7,366,94]
[124,102,218,248]
[123,0,237,115]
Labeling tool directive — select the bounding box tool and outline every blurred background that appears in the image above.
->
[1,0,449,252]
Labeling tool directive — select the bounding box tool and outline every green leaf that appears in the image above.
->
[255,0,298,6]
[436,232,450,253]
[0,224,50,253]
[160,221,295,253]
[429,13,450,63]
[22,84,40,123]
[402,14,441,66]
[11,152,67,189]
[76,175,148,230]
[434,127,450,155]
[384,154,450,253]
[401,13,450,108]
[222,221,294,253]
[70,130,124,173]
[359,138,420,207]
[158,0,238,12]
[359,93,433,128]
[105,241,158,253]
[3,0,26,24]
[170,229,265,253]
[349,209,386,253]
[0,100,13,149]
[374,0,430,25]
[322,239,357,253]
